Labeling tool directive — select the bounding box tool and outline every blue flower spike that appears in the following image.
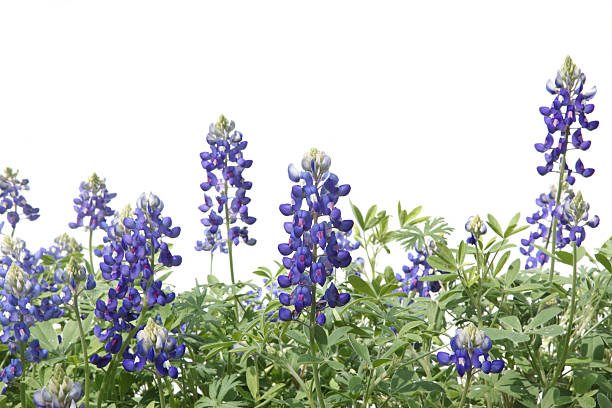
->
[197,115,256,255]
[465,215,487,245]
[276,148,353,326]
[437,324,504,377]
[33,365,84,408]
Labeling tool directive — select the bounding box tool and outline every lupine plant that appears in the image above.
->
[0,57,610,408]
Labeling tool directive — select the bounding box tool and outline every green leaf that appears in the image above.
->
[528,325,563,337]
[418,273,457,282]
[504,212,521,237]
[494,251,511,277]
[328,326,352,347]
[373,358,392,368]
[484,328,529,344]
[348,335,371,365]
[505,259,521,287]
[348,275,376,298]
[364,205,378,230]
[576,396,596,408]
[30,321,59,352]
[297,354,325,364]
[351,202,366,230]
[427,255,456,272]
[595,253,612,273]
[61,321,80,349]
[525,307,562,331]
[598,394,612,408]
[246,366,259,400]
[556,251,573,265]
[487,214,504,237]
[574,371,598,394]
[286,330,309,347]
[500,316,522,332]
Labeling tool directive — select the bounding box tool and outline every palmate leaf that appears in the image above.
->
[196,375,249,408]
[393,216,453,251]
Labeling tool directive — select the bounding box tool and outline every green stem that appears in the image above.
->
[74,296,91,408]
[308,284,325,408]
[308,211,325,408]
[551,242,578,386]
[546,122,570,283]
[223,179,240,324]
[209,252,214,277]
[88,229,94,276]
[458,371,473,408]
[156,375,166,408]
[18,341,26,408]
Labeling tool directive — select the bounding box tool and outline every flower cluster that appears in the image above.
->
[33,365,83,408]
[122,318,185,378]
[276,149,353,325]
[437,324,504,376]
[69,173,116,232]
[0,167,40,231]
[198,115,256,254]
[45,233,83,261]
[521,185,599,268]
[194,228,228,253]
[465,215,487,245]
[90,193,182,369]
[55,257,96,300]
[0,237,67,385]
[395,243,442,299]
[535,56,598,182]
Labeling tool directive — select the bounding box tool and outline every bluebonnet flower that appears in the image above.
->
[535,57,598,183]
[437,324,504,376]
[195,228,228,253]
[90,193,182,369]
[122,318,185,378]
[33,365,83,408]
[396,243,443,299]
[0,359,22,384]
[69,173,116,232]
[277,149,353,325]
[198,115,256,254]
[521,185,599,268]
[0,236,67,385]
[465,215,487,245]
[55,256,97,299]
[45,234,83,261]
[0,167,40,231]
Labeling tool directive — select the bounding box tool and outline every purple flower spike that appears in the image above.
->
[276,149,353,323]
[197,116,256,256]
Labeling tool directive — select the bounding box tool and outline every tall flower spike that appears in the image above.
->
[437,323,504,376]
[0,167,40,230]
[536,57,598,183]
[396,243,446,300]
[69,173,116,232]
[465,215,487,245]
[0,237,67,386]
[277,149,353,326]
[122,317,185,378]
[521,184,599,268]
[90,193,182,370]
[198,115,256,255]
[33,365,84,408]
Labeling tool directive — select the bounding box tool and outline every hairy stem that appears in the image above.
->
[74,296,91,408]
[551,242,578,386]
[458,371,473,408]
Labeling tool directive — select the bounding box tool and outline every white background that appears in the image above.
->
[0,1,610,292]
